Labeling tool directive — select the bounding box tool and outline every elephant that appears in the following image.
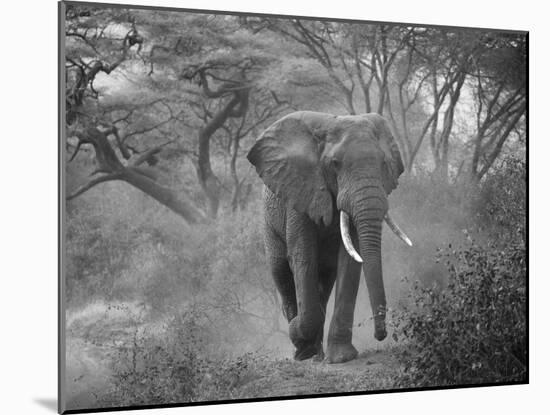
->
[247,111,412,363]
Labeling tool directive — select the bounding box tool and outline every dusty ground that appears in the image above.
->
[64,302,402,410]
[234,350,400,400]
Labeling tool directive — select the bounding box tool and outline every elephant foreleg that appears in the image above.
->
[311,265,338,361]
[271,258,297,323]
[265,226,297,322]
[286,217,323,361]
[326,243,362,363]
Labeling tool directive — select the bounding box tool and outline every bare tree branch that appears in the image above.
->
[67,173,122,200]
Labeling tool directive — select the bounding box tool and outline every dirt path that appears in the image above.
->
[235,350,400,399]
[64,302,401,410]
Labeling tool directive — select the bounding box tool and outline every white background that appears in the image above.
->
[0,0,545,413]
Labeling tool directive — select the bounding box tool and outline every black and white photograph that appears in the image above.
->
[59,1,527,412]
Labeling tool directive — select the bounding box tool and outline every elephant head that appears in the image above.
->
[247,111,411,340]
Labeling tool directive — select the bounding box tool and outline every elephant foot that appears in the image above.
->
[374,317,387,341]
[294,343,318,361]
[312,348,325,362]
[282,302,297,323]
[289,315,323,361]
[325,343,358,363]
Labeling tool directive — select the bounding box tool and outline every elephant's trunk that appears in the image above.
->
[337,180,411,341]
[349,184,388,341]
[355,216,387,341]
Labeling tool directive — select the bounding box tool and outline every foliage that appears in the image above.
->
[65,5,527,220]
[391,240,526,387]
[390,159,527,387]
[66,180,278,343]
[105,309,268,406]
[103,303,401,406]
[473,155,526,242]
[65,180,193,308]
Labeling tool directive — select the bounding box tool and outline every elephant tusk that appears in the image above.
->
[340,211,363,263]
[384,212,413,247]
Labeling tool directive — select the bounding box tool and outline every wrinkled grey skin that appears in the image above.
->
[247,111,404,363]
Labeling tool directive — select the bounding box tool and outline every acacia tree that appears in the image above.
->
[468,33,527,182]
[65,6,143,124]
[144,13,292,217]
[66,6,526,211]
[249,18,363,115]
[252,20,526,183]
[65,6,206,223]
[183,65,251,217]
[219,89,290,211]
[391,29,526,182]
[404,29,475,180]
[252,19,424,168]
[66,8,293,220]
[185,69,289,216]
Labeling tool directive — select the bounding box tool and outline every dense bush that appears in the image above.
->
[105,308,267,406]
[204,205,284,346]
[65,206,137,305]
[65,181,273,312]
[390,157,526,387]
[473,155,526,242]
[391,240,526,386]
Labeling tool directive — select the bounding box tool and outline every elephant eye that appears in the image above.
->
[330,158,342,170]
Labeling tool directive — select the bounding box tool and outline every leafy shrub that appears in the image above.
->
[66,208,137,305]
[203,204,283,348]
[105,308,267,406]
[391,239,526,387]
[106,309,206,406]
[197,352,267,401]
[389,153,527,388]
[473,155,526,242]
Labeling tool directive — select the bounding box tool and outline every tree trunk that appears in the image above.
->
[67,127,206,224]
[230,135,241,212]
[196,86,250,218]
[121,168,206,223]
[474,104,526,182]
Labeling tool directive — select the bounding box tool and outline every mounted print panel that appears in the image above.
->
[59,1,528,413]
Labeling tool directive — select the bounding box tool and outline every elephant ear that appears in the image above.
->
[367,114,405,193]
[247,114,333,226]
